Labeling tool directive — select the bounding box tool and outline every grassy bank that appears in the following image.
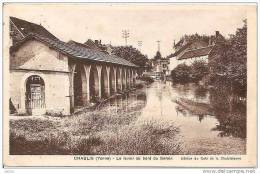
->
[10,95,180,155]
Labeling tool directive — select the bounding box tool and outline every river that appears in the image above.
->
[106,81,246,155]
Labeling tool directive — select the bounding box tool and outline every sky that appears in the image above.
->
[5,3,248,58]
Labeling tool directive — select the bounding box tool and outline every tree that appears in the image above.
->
[154,51,162,60]
[171,61,209,84]
[191,60,209,82]
[209,19,247,97]
[112,46,149,67]
[180,34,210,45]
[171,63,191,83]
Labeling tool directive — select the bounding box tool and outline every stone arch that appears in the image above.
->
[116,68,121,91]
[125,68,129,89]
[122,68,126,90]
[133,69,137,85]
[20,72,47,115]
[25,75,45,115]
[127,69,131,88]
[101,66,109,98]
[69,64,76,112]
[89,65,99,102]
[132,69,135,86]
[109,67,116,94]
[129,69,133,87]
[73,64,88,107]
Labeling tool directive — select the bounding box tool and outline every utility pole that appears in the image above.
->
[122,30,130,46]
[137,41,142,51]
[156,40,161,52]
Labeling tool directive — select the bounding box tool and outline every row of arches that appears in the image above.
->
[72,64,137,108]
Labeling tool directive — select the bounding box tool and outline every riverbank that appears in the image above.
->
[10,85,180,155]
[175,98,213,116]
[10,81,246,155]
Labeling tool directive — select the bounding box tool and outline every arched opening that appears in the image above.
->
[73,64,87,107]
[126,69,129,89]
[109,67,116,94]
[101,67,109,98]
[133,70,136,85]
[25,75,45,115]
[89,65,99,102]
[116,68,121,91]
[129,70,133,87]
[122,69,126,90]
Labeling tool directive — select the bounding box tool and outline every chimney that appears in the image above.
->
[94,40,99,45]
[99,40,101,44]
[216,31,220,37]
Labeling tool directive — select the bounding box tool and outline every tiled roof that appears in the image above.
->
[84,39,103,51]
[178,46,214,60]
[167,42,192,58]
[10,16,58,41]
[11,33,137,67]
[174,39,184,48]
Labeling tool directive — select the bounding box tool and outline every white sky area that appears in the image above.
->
[6,4,247,58]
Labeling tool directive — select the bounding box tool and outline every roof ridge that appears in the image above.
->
[184,45,214,53]
[13,34,137,67]
[10,16,39,25]
[10,16,59,41]
[10,18,137,67]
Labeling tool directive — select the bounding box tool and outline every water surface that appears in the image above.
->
[107,81,246,155]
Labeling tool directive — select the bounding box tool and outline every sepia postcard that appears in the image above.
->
[2,3,257,167]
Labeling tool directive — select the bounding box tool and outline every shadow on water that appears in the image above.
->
[209,88,246,139]
[95,89,148,115]
[173,83,246,139]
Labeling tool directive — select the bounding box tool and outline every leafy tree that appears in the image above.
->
[171,61,209,84]
[209,19,247,97]
[112,46,149,67]
[180,34,210,44]
[190,60,209,82]
[171,63,191,83]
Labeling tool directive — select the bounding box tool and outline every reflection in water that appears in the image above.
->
[171,83,246,139]
[209,88,246,138]
[101,91,147,118]
[99,81,246,154]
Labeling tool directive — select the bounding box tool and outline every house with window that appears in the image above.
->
[167,31,225,71]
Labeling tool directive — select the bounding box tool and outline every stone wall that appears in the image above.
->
[10,39,71,115]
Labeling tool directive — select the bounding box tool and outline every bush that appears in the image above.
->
[171,63,192,83]
[190,60,209,82]
[171,61,208,84]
